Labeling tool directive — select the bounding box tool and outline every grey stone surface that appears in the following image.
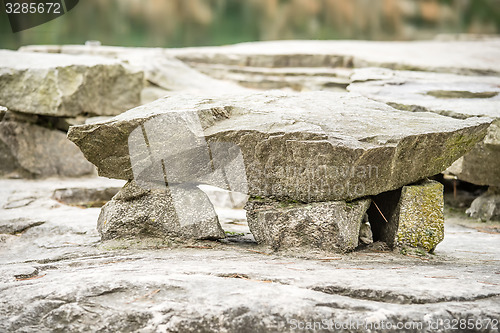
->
[0,50,143,117]
[1,177,500,332]
[164,39,500,75]
[347,68,500,187]
[68,91,491,202]
[467,186,500,222]
[372,180,445,252]
[246,198,371,252]
[98,180,225,241]
[0,119,95,178]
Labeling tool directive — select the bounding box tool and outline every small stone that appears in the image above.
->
[466,186,500,221]
[12,266,39,280]
[52,187,121,207]
[359,214,373,245]
[98,180,225,241]
[245,197,371,252]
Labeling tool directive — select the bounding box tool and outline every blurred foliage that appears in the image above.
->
[1,0,499,49]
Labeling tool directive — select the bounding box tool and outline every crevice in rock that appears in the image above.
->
[314,302,373,311]
[366,189,401,247]
[0,110,78,133]
[312,285,500,305]
[426,90,499,99]
[198,185,254,244]
[386,101,474,120]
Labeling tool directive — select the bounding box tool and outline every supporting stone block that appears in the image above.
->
[98,180,225,241]
[245,198,371,252]
[369,180,444,252]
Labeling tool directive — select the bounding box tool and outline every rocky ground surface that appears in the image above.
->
[1,177,499,332]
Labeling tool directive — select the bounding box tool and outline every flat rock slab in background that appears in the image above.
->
[69,91,491,202]
[19,45,247,98]
[165,39,500,75]
[0,119,95,178]
[348,67,500,119]
[348,68,500,187]
[0,50,143,117]
[0,176,499,332]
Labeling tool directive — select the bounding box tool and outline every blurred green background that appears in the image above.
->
[1,0,500,49]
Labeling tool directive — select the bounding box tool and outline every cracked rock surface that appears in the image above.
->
[1,177,500,332]
[68,91,491,202]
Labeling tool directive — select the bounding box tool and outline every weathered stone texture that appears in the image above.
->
[447,120,500,186]
[19,45,245,95]
[98,180,225,241]
[52,187,121,207]
[0,50,143,117]
[246,197,371,252]
[0,119,95,178]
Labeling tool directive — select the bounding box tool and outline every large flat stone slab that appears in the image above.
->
[0,50,143,117]
[348,68,500,187]
[68,91,491,202]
